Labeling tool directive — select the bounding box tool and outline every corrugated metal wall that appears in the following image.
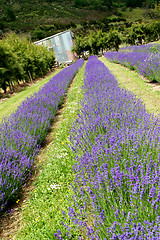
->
[34,30,76,64]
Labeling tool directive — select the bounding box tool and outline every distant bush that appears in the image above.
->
[0,33,55,93]
[31,27,46,41]
[125,21,160,45]
[72,30,121,56]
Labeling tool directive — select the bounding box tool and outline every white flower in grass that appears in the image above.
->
[49,183,61,190]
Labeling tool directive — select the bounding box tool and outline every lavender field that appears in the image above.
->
[1,51,160,239]
[0,59,84,212]
[104,43,160,83]
[55,56,160,239]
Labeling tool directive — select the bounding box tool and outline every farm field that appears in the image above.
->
[100,57,160,117]
[0,59,84,214]
[0,52,160,239]
[104,43,160,84]
[0,69,62,122]
[56,56,160,239]
[0,60,86,239]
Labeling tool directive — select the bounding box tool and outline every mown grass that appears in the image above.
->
[14,63,86,239]
[100,56,160,117]
[0,69,62,122]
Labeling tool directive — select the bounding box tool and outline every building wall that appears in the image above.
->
[34,30,77,64]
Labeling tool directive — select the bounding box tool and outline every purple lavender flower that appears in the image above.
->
[57,56,160,239]
[0,59,84,211]
[104,43,160,83]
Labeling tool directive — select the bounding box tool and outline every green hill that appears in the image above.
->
[0,0,159,41]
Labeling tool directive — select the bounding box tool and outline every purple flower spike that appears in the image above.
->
[0,59,84,211]
[57,56,160,239]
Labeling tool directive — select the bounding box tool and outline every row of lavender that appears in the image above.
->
[57,56,160,239]
[120,43,160,54]
[0,59,84,211]
[104,43,160,83]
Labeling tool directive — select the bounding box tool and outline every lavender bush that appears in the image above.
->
[104,43,160,83]
[120,43,160,54]
[0,59,84,211]
[56,56,160,239]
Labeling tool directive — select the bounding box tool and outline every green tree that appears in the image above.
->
[144,21,160,42]
[102,0,113,9]
[88,31,99,55]
[0,33,55,93]
[6,7,16,22]
[126,24,145,45]
[96,30,108,53]
[32,27,46,41]
[0,42,20,93]
[126,0,143,7]
[107,30,122,51]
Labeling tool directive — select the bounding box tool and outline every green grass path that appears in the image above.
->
[14,63,86,240]
[100,56,160,117]
[0,69,62,122]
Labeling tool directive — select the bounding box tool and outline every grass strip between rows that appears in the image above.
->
[57,56,160,239]
[0,69,62,122]
[100,56,160,117]
[14,62,86,240]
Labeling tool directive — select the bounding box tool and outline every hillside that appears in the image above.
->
[0,0,159,41]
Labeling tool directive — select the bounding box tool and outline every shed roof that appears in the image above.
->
[34,29,74,44]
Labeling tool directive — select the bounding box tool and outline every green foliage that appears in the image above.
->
[125,21,160,45]
[0,33,55,93]
[32,27,46,41]
[6,7,16,22]
[0,0,159,38]
[144,21,160,42]
[126,23,145,45]
[107,30,122,51]
[73,30,121,56]
[126,0,143,7]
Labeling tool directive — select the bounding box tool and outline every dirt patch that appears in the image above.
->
[0,75,76,240]
[146,81,160,91]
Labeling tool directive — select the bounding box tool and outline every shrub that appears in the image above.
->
[0,33,55,93]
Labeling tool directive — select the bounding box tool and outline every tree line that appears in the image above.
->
[73,0,160,9]
[73,30,121,56]
[0,33,55,93]
[72,20,160,57]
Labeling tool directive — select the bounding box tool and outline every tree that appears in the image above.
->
[144,21,160,42]
[126,24,145,45]
[32,27,46,41]
[102,0,113,9]
[0,33,55,93]
[107,30,122,51]
[74,0,88,7]
[0,43,19,93]
[6,7,16,22]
